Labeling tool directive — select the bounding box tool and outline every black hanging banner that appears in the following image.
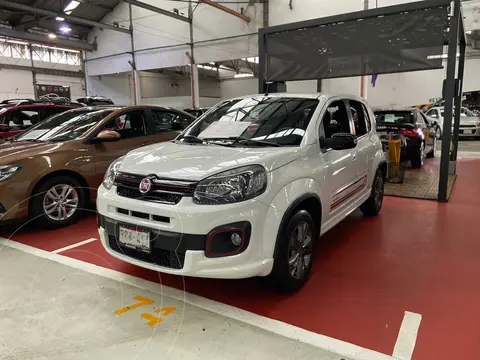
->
[36,84,71,101]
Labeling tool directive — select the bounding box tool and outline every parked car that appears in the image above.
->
[0,101,83,139]
[183,107,210,118]
[425,106,480,138]
[374,108,436,168]
[0,105,195,229]
[96,93,386,292]
[77,96,115,106]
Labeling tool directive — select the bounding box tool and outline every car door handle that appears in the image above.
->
[350,151,357,160]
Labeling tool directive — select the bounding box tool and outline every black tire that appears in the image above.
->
[360,168,384,216]
[268,210,317,293]
[426,135,436,159]
[410,143,424,169]
[30,176,86,229]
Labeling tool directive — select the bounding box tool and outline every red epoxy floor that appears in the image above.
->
[3,159,480,360]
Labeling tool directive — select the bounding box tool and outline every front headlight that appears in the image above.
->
[193,165,267,205]
[0,165,22,182]
[103,156,124,190]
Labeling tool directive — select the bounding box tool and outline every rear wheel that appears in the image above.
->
[411,142,424,168]
[360,168,384,216]
[268,210,316,293]
[435,126,442,140]
[30,176,86,229]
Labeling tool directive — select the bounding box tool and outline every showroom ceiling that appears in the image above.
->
[0,0,120,40]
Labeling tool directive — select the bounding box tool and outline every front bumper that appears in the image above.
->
[96,185,274,279]
[0,183,29,223]
[458,126,480,137]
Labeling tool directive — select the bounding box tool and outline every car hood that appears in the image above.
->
[460,117,479,125]
[0,140,62,164]
[119,142,300,181]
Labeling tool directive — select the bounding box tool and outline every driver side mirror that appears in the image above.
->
[90,129,121,144]
[0,124,10,132]
[320,133,357,151]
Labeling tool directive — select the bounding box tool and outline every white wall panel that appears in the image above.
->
[88,73,131,105]
[85,54,132,77]
[220,78,258,99]
[141,96,220,109]
[135,46,190,70]
[193,2,261,63]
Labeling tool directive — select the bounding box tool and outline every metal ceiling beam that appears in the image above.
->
[0,27,97,51]
[199,0,250,22]
[15,16,50,30]
[121,0,191,23]
[0,0,131,34]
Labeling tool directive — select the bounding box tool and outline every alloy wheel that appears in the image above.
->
[43,184,79,221]
[436,127,441,139]
[287,221,313,280]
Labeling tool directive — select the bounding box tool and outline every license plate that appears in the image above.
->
[463,129,472,134]
[119,226,150,252]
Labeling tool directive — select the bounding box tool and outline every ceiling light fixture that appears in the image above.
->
[64,1,80,13]
[234,73,254,78]
[48,33,57,39]
[56,17,65,22]
[60,25,72,33]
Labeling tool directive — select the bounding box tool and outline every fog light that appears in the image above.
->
[231,233,242,246]
[205,222,251,258]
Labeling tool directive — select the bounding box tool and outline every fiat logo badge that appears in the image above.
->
[139,178,152,194]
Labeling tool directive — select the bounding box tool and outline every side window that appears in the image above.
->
[8,109,39,128]
[415,111,425,126]
[426,109,438,118]
[322,100,352,138]
[349,100,369,136]
[103,110,147,139]
[361,103,372,132]
[151,110,191,132]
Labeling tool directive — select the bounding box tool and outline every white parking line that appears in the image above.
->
[0,237,416,360]
[51,237,98,254]
[392,311,422,360]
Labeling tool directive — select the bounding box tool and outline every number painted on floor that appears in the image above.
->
[141,307,177,327]
[114,296,154,315]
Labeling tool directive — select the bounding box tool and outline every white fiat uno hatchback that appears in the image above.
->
[97,93,386,292]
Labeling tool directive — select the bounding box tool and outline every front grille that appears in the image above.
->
[108,235,185,269]
[114,172,197,205]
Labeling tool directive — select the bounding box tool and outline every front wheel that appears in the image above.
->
[435,126,442,140]
[360,168,384,216]
[30,176,86,229]
[268,210,317,293]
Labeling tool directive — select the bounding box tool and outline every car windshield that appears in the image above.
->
[179,97,319,147]
[440,107,477,118]
[16,109,114,142]
[374,111,414,124]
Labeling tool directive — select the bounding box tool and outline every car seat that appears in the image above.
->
[127,113,145,136]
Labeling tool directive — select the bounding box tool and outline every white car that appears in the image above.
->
[96,93,386,292]
[425,106,480,138]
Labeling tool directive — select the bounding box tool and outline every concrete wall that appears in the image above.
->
[0,68,84,101]
[85,0,262,76]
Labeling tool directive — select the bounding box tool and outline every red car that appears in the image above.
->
[0,101,82,139]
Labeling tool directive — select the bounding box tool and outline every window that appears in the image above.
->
[103,110,146,139]
[361,104,372,132]
[322,100,352,138]
[415,111,426,126]
[374,111,414,124]
[349,100,369,136]
[150,110,191,132]
[7,109,40,128]
[44,106,70,118]
[182,97,319,147]
[426,109,438,118]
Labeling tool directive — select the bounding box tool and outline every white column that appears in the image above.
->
[191,64,200,108]
[134,70,141,105]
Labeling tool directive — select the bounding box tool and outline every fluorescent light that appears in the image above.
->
[60,26,72,33]
[65,11,72,15]
[64,0,80,13]
[234,73,254,78]
[466,30,472,35]
[48,33,57,39]
[56,17,65,22]
[209,62,216,65]
[427,53,460,59]
[243,57,259,64]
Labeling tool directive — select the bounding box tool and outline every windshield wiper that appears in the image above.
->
[233,136,282,147]
[177,134,203,143]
